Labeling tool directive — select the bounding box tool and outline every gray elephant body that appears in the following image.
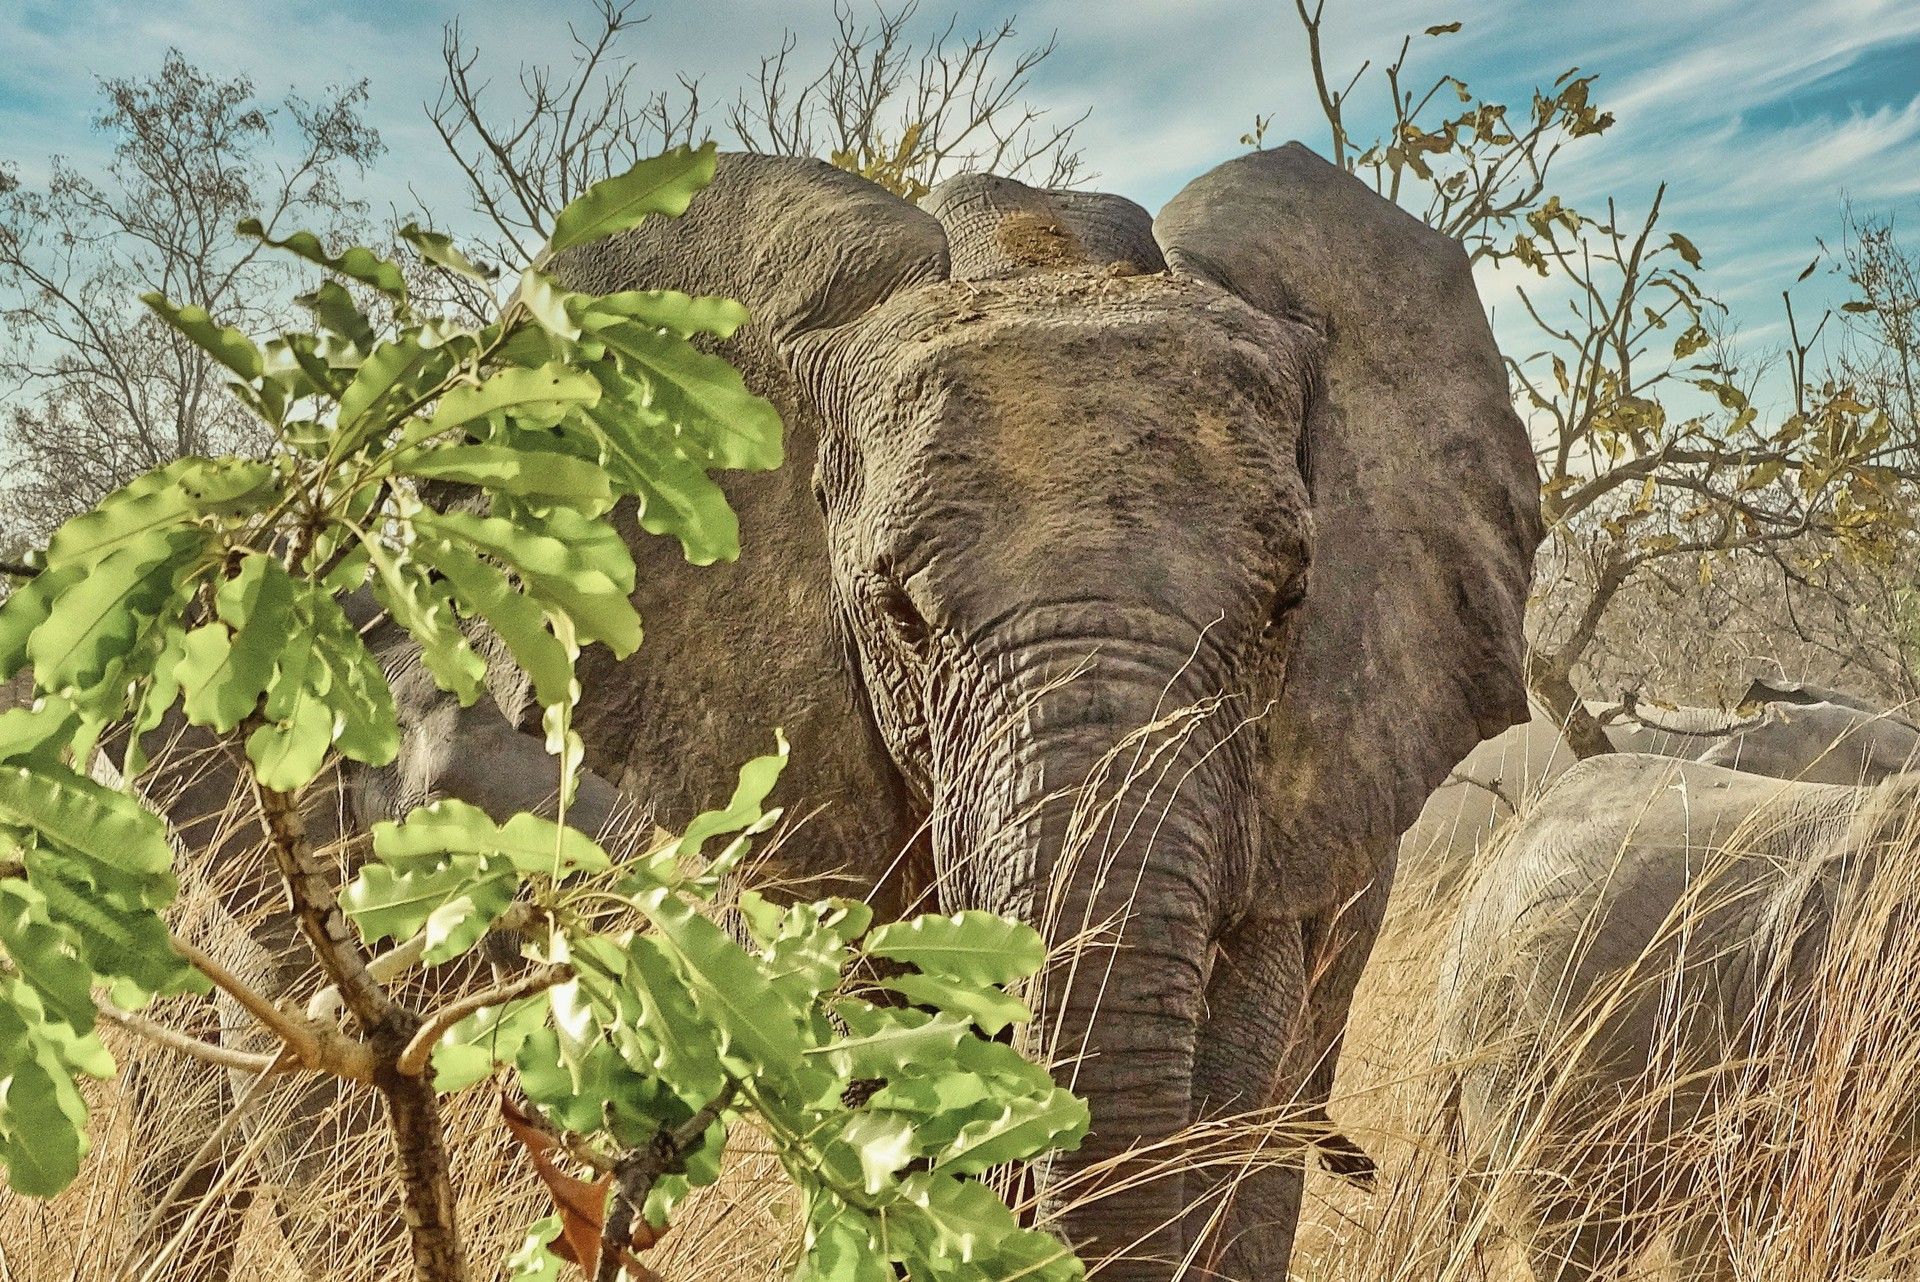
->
[1404,690,1920,892]
[8,144,1541,1281]
[543,146,1540,1278]
[1438,755,1916,1281]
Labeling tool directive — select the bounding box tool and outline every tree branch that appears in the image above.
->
[169,933,376,1082]
[397,963,573,1078]
[92,994,286,1076]
[594,1083,737,1282]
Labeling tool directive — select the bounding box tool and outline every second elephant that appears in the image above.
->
[1437,754,1920,1281]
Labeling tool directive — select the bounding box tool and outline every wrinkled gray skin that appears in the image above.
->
[1,597,630,1279]
[541,146,1540,1279]
[1404,687,1920,888]
[1437,755,1917,1281]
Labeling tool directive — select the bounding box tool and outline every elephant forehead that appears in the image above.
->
[849,275,1313,457]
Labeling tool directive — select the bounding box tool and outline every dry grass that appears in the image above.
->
[10,716,1920,1281]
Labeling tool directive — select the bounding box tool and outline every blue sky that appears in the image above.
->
[1,0,1916,381]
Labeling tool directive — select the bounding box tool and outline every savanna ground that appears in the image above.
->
[13,710,1920,1282]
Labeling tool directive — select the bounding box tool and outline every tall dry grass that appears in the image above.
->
[11,708,1920,1281]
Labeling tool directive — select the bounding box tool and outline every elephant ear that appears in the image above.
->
[546,155,948,875]
[559,153,948,349]
[1155,142,1543,886]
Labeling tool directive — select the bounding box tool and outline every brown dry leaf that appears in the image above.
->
[499,1093,667,1280]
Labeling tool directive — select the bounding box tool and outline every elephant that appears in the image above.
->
[527,143,1541,1279]
[7,142,1543,1280]
[1401,686,1920,893]
[1435,753,1920,1281]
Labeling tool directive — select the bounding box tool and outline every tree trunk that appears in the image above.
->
[379,1052,468,1280]
[1528,650,1616,760]
[250,762,469,1281]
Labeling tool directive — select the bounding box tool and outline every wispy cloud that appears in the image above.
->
[0,0,1910,349]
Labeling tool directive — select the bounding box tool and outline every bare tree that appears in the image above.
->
[0,52,382,542]
[728,0,1087,201]
[1279,9,1910,755]
[428,1,701,271]
[429,0,1087,263]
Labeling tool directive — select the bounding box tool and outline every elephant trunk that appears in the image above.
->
[936,633,1242,1277]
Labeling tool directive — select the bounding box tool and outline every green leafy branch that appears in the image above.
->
[0,138,1085,1282]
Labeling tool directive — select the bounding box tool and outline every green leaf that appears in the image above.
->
[373,799,609,876]
[546,143,716,255]
[413,508,639,658]
[0,764,175,904]
[577,288,750,340]
[239,219,407,296]
[504,1215,568,1282]
[796,1208,892,1282]
[0,1030,97,1197]
[595,323,783,471]
[399,444,611,512]
[581,401,741,565]
[0,881,97,1032]
[363,543,486,703]
[608,937,729,1100]
[175,554,297,732]
[516,270,581,342]
[28,530,195,694]
[297,279,378,353]
[40,461,203,570]
[409,363,601,446]
[431,995,547,1092]
[838,1110,918,1195]
[341,854,516,963]
[140,294,263,381]
[337,333,431,438]
[636,886,809,1090]
[400,221,496,281]
[865,912,1047,987]
[302,582,400,767]
[878,972,1032,1036]
[0,566,78,681]
[932,1090,1089,1176]
[28,863,203,1005]
[816,1002,971,1079]
[415,538,574,711]
[652,733,789,871]
[244,698,334,791]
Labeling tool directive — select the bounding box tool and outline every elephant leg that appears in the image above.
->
[1293,877,1391,1182]
[1521,1191,1649,1282]
[1185,909,1310,1281]
[123,1059,253,1274]
[1666,1217,1737,1282]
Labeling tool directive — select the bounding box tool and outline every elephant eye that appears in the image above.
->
[1264,577,1308,636]
[874,579,932,651]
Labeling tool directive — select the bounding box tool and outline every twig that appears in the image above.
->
[594,1084,737,1282]
[169,933,375,1082]
[0,560,36,579]
[397,963,573,1077]
[1442,768,1517,813]
[307,929,431,1022]
[92,995,286,1076]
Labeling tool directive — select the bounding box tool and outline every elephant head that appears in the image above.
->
[554,144,1540,1277]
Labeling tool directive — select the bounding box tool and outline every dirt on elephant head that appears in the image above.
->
[993,209,1085,268]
